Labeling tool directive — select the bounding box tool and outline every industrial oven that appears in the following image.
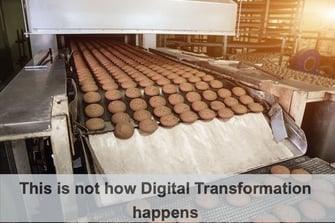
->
[0,0,334,175]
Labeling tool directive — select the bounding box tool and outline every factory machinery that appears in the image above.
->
[1,0,335,220]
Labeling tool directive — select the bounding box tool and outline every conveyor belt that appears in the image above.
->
[248,156,335,174]
[70,39,267,136]
[70,39,305,175]
[232,52,335,88]
[82,156,335,222]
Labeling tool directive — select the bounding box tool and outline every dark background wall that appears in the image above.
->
[0,0,29,90]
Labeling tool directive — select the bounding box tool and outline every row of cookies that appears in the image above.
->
[72,39,265,139]
[70,41,107,131]
[76,41,139,139]
[78,40,264,122]
[74,41,161,138]
[85,41,262,118]
[89,40,265,116]
[232,52,335,88]
[81,41,165,135]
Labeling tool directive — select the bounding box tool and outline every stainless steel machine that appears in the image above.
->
[1,1,335,222]
[1,0,238,174]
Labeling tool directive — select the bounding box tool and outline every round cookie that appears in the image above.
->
[195,81,209,91]
[115,73,132,83]
[99,78,114,85]
[270,165,290,176]
[134,75,146,82]
[181,72,193,79]
[108,100,127,113]
[173,103,190,114]
[125,87,142,99]
[115,75,131,83]
[312,191,335,208]
[101,82,118,91]
[217,107,234,120]
[179,82,193,92]
[210,101,225,111]
[83,91,102,104]
[198,108,216,121]
[191,101,208,112]
[79,78,95,86]
[223,96,239,107]
[226,194,251,207]
[162,84,178,94]
[153,106,172,117]
[111,112,131,124]
[172,77,187,84]
[85,103,104,118]
[160,114,179,127]
[129,98,148,111]
[168,94,185,105]
[167,73,178,80]
[149,96,167,108]
[252,213,280,223]
[105,89,122,101]
[139,79,154,88]
[85,118,105,131]
[156,77,171,86]
[139,118,158,134]
[291,168,312,182]
[248,102,264,113]
[231,104,248,115]
[209,80,223,89]
[239,95,254,105]
[298,199,326,221]
[81,83,98,92]
[180,111,198,123]
[186,92,202,103]
[272,205,301,223]
[151,74,164,81]
[121,81,137,89]
[264,175,285,187]
[188,76,201,84]
[194,71,206,77]
[144,85,160,97]
[114,121,134,139]
[202,90,218,101]
[133,108,152,121]
[309,178,334,193]
[144,71,156,77]
[291,168,310,174]
[232,86,247,96]
[175,69,184,75]
[202,74,215,82]
[217,88,232,99]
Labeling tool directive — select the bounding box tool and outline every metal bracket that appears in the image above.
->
[268,103,288,142]
[50,95,74,173]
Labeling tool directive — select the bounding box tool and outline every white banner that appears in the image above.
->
[0,174,334,222]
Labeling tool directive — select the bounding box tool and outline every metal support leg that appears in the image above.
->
[223,35,228,59]
[163,35,167,48]
[50,95,73,174]
[50,95,78,221]
[142,34,157,49]
[279,38,286,65]
[12,140,31,174]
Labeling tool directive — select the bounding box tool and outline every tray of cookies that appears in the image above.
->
[70,39,266,140]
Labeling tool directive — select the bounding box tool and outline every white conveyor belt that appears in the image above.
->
[88,113,298,174]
